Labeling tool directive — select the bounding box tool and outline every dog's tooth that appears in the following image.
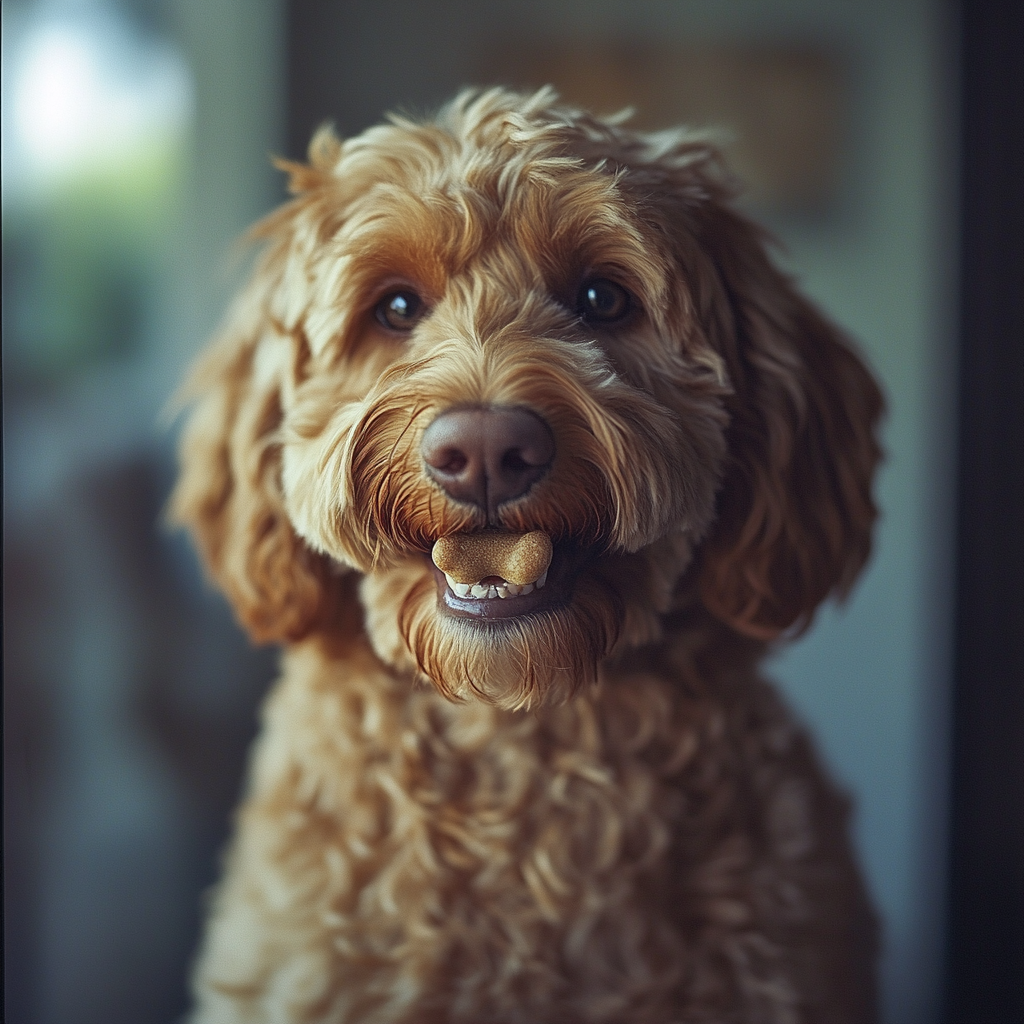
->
[447,567,542,599]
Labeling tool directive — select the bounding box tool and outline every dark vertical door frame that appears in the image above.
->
[944,2,1024,1022]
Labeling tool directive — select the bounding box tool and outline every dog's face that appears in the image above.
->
[171,89,882,709]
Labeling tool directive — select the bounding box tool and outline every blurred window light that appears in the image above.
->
[4,2,192,193]
[2,1,195,380]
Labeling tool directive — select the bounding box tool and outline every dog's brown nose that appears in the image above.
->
[422,406,555,516]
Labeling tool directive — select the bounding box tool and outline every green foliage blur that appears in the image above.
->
[3,136,186,384]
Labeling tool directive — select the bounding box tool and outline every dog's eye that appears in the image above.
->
[576,278,631,324]
[375,290,424,332]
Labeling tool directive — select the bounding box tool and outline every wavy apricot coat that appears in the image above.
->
[171,88,882,1023]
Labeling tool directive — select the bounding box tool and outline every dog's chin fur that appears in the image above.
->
[361,561,617,711]
[361,529,697,711]
[170,86,884,1023]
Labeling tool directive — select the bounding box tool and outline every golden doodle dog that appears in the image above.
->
[171,87,882,1023]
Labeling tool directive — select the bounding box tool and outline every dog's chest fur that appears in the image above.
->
[196,629,863,1024]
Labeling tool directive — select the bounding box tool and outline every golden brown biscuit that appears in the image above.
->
[432,531,553,585]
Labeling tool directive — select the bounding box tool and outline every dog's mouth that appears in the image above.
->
[429,529,578,620]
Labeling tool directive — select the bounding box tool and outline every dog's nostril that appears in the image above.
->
[502,450,530,472]
[434,449,468,474]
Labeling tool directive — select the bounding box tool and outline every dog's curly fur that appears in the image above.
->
[171,88,883,1023]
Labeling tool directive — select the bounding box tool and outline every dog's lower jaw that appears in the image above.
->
[359,556,621,711]
[358,530,701,711]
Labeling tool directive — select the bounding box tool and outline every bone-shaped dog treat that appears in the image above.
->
[432,531,553,586]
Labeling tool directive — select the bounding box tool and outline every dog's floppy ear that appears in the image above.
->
[168,285,335,644]
[690,202,884,640]
[168,132,347,644]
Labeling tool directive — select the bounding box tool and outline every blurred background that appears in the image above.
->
[3,1,1020,1023]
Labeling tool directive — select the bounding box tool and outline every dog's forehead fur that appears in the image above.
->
[272,89,726,386]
